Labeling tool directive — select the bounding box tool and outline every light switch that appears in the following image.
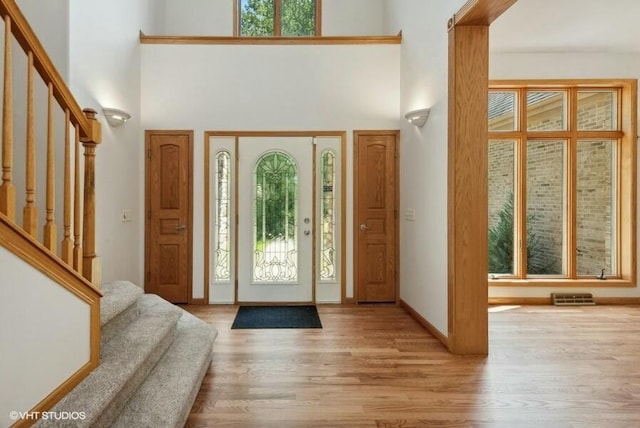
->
[404,209,416,222]
[121,209,132,223]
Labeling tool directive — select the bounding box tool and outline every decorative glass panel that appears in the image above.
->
[577,140,617,276]
[488,91,518,131]
[527,91,567,131]
[213,151,232,281]
[527,140,566,275]
[577,91,618,131]
[253,151,298,282]
[320,151,336,281]
[488,140,516,276]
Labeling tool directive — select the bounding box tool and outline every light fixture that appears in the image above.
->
[404,108,431,127]
[102,108,131,127]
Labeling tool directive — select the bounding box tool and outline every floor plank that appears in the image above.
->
[183,305,640,427]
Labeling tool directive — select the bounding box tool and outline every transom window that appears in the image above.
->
[236,0,321,37]
[488,80,636,286]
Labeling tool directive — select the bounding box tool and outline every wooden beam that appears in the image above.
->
[447,23,489,355]
[453,0,517,27]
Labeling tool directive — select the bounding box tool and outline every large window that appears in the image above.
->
[237,0,321,36]
[488,80,636,286]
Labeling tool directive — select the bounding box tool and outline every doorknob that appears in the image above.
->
[360,224,370,231]
[175,224,186,231]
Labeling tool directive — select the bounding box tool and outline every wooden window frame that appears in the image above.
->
[489,79,637,288]
[234,0,322,37]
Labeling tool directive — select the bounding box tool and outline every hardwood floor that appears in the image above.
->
[183,305,640,427]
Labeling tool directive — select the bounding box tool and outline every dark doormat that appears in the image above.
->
[231,305,322,329]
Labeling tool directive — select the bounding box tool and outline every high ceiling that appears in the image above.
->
[489,0,640,53]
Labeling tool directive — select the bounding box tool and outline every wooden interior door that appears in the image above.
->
[145,130,193,303]
[354,131,399,303]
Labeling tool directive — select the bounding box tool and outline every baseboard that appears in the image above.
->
[489,297,640,305]
[399,299,448,348]
[190,298,206,305]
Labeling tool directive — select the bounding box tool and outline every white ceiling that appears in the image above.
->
[490,0,640,53]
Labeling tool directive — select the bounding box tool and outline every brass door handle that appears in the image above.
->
[175,224,186,231]
[360,224,370,231]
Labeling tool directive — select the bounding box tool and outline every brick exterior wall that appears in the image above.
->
[489,92,615,276]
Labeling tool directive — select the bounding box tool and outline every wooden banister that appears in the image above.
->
[62,110,73,264]
[43,83,57,253]
[23,51,37,237]
[73,124,83,274]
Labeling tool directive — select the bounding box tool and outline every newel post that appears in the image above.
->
[81,108,102,288]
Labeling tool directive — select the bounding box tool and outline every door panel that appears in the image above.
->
[355,131,398,303]
[145,131,192,303]
[237,137,313,303]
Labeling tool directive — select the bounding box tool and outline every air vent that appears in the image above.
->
[551,293,595,306]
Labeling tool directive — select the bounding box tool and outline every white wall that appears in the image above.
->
[0,245,90,427]
[490,52,640,299]
[156,0,387,36]
[384,0,467,336]
[141,43,400,300]
[68,0,161,286]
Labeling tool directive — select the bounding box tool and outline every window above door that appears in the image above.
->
[235,0,322,36]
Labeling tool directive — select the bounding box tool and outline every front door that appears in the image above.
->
[354,131,399,303]
[237,137,314,303]
[145,130,193,303]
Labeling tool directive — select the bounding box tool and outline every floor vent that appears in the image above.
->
[551,293,595,306]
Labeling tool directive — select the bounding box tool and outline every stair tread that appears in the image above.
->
[37,294,182,428]
[112,311,217,428]
[101,280,144,327]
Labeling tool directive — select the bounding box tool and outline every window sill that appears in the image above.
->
[489,278,636,288]
[139,33,402,46]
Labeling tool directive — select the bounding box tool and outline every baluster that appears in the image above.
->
[23,51,37,236]
[61,110,73,264]
[73,123,83,275]
[0,15,15,220]
[43,83,56,252]
[82,108,102,287]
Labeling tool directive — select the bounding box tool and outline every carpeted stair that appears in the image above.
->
[36,281,217,428]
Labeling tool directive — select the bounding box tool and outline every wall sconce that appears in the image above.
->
[404,108,431,127]
[102,108,131,127]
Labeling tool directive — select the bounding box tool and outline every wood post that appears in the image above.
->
[61,110,73,264]
[0,15,15,220]
[81,108,101,287]
[43,83,56,252]
[73,124,83,275]
[23,50,37,236]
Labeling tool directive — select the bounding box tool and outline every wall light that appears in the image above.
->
[404,108,431,127]
[102,108,131,127]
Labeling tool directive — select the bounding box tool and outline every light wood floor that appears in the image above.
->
[183,304,640,427]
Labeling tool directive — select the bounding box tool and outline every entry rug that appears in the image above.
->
[231,305,322,329]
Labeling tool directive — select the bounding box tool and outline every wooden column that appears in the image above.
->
[447,0,517,355]
[73,124,83,274]
[0,15,15,220]
[61,110,73,264]
[81,109,102,287]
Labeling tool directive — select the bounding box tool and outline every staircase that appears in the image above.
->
[35,281,217,428]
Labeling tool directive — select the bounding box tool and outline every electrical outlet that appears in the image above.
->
[121,209,132,223]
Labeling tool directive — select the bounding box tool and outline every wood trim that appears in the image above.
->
[139,34,402,46]
[144,130,194,304]
[340,133,347,304]
[452,0,518,27]
[204,135,210,306]
[489,279,636,287]
[447,23,489,355]
[400,299,448,348]
[312,140,317,304]
[316,0,323,37]
[352,130,400,305]
[489,297,640,305]
[190,298,207,305]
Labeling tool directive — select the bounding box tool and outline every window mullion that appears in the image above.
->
[567,88,578,279]
[274,0,282,36]
[517,88,527,278]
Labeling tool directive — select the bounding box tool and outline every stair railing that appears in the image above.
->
[0,0,102,287]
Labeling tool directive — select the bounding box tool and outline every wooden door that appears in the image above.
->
[145,130,193,303]
[354,131,399,303]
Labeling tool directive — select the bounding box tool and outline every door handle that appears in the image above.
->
[360,224,370,231]
[175,224,186,231]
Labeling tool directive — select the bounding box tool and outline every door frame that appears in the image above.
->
[144,130,194,304]
[353,130,400,304]
[204,131,347,305]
